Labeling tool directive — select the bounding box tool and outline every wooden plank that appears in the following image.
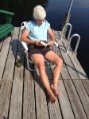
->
[58,80,75,119]
[9,27,23,119]
[54,31,71,79]
[49,43,74,119]
[82,79,89,96]
[12,27,20,40]
[68,52,88,79]
[61,38,88,79]
[0,41,15,118]
[53,41,71,79]
[47,45,62,119]
[35,79,49,119]
[9,65,24,119]
[0,41,3,52]
[11,27,20,57]
[55,31,80,79]
[48,99,62,119]
[73,79,89,118]
[0,37,11,80]
[2,43,15,81]
[61,63,71,79]
[64,79,87,119]
[47,77,62,119]
[46,53,63,119]
[23,68,36,119]
[0,79,12,119]
[0,27,19,81]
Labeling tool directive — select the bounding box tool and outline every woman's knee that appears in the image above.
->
[56,57,63,67]
[36,62,45,70]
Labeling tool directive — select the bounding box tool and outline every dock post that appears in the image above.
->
[62,0,73,37]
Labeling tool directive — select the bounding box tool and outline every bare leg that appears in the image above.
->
[45,51,63,97]
[31,54,57,103]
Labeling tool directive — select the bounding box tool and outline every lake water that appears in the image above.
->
[0,0,89,77]
[46,0,89,77]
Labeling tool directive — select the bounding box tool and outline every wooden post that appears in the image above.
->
[62,0,73,37]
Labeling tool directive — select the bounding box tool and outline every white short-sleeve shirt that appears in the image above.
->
[25,20,50,41]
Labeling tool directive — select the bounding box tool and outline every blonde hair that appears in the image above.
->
[33,5,46,20]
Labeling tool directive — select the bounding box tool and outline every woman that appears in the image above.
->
[21,5,63,103]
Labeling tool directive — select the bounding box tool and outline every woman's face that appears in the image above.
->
[35,19,45,25]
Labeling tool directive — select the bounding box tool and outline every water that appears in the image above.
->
[46,0,89,77]
[0,0,89,77]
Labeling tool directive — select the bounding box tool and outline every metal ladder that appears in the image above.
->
[67,34,80,55]
[61,23,72,41]
[60,23,81,56]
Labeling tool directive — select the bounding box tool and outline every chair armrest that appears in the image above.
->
[0,9,15,23]
[54,42,58,47]
[0,9,15,16]
[21,41,28,52]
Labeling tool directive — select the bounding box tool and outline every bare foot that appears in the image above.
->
[50,95,56,104]
[48,89,57,103]
[50,84,59,97]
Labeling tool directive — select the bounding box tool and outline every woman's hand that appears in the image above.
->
[48,40,54,46]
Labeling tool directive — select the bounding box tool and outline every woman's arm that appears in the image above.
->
[47,27,55,46]
[21,28,44,46]
[21,28,36,45]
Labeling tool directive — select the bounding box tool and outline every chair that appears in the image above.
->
[0,9,15,40]
[18,21,58,71]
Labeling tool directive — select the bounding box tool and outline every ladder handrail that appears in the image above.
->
[61,23,72,40]
[67,33,81,55]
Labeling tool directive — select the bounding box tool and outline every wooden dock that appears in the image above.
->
[0,27,89,119]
